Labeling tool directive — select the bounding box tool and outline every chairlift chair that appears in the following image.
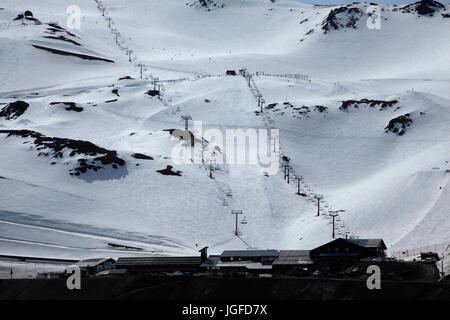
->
[241,217,248,225]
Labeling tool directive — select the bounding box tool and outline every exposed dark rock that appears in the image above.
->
[265,102,327,119]
[112,89,120,97]
[402,0,445,15]
[13,13,24,21]
[187,0,225,9]
[105,99,118,103]
[322,6,363,33]
[43,35,81,46]
[164,129,196,147]
[48,23,65,30]
[339,99,399,111]
[442,13,450,18]
[157,165,182,176]
[314,105,328,113]
[13,12,40,23]
[49,102,83,112]
[0,101,29,120]
[32,45,114,63]
[0,130,125,175]
[145,89,160,97]
[108,243,143,251]
[385,113,413,136]
[131,153,154,160]
[118,76,134,81]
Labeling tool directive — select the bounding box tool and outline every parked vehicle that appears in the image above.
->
[421,257,437,264]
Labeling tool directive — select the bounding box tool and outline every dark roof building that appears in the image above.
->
[220,250,279,264]
[200,255,221,270]
[347,239,387,250]
[215,250,279,274]
[114,247,209,274]
[273,250,312,265]
[310,238,387,272]
[272,250,313,275]
[114,256,202,273]
[74,258,115,276]
[95,268,129,277]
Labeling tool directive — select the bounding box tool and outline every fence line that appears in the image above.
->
[391,241,450,258]
[254,71,310,82]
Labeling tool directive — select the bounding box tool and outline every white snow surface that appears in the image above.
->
[0,0,449,263]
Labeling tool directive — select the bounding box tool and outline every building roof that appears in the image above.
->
[221,250,279,258]
[216,261,273,270]
[273,250,313,265]
[75,258,115,268]
[347,239,387,249]
[114,256,201,266]
[200,255,221,267]
[95,269,128,276]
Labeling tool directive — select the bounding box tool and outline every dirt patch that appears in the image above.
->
[156,165,182,176]
[0,130,125,175]
[0,101,29,120]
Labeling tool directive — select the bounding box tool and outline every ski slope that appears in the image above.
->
[0,0,449,262]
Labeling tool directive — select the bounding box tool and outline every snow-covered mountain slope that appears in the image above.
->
[0,0,449,260]
[100,0,450,80]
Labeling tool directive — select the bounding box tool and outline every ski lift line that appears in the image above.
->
[237,236,253,249]
[243,70,350,237]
